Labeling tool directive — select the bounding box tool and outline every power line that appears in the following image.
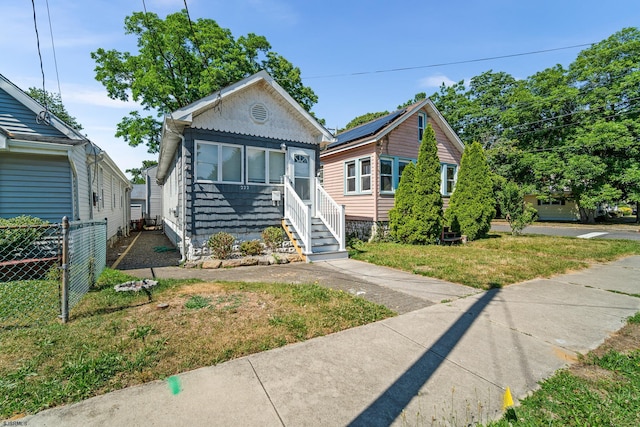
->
[30,0,50,125]
[45,0,62,100]
[303,43,594,80]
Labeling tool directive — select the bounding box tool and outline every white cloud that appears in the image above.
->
[419,74,456,89]
[61,84,141,109]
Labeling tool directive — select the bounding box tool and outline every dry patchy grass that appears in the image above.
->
[0,271,394,418]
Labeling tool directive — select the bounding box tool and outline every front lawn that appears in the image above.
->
[0,269,394,418]
[350,233,640,289]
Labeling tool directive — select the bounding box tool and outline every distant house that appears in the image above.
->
[130,165,162,226]
[525,194,580,221]
[320,99,465,239]
[156,71,345,261]
[131,184,146,221]
[0,73,132,243]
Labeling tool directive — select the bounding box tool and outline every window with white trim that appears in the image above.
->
[344,157,372,194]
[418,112,427,141]
[247,148,285,185]
[196,141,243,183]
[538,198,565,206]
[441,164,457,196]
[380,156,415,194]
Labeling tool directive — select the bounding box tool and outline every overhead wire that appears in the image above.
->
[45,0,62,100]
[303,43,595,80]
[30,0,50,125]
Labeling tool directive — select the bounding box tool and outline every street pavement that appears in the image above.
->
[20,253,640,426]
[491,221,640,240]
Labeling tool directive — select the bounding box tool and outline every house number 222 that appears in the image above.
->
[240,185,250,190]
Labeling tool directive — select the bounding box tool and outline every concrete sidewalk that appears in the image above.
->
[23,257,640,426]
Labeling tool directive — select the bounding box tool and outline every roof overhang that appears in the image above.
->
[323,98,465,156]
[156,71,335,183]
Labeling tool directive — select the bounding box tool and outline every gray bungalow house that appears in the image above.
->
[156,71,347,262]
[0,73,132,243]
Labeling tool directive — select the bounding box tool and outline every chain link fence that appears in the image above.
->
[0,223,62,328]
[0,217,107,327]
[63,219,107,317]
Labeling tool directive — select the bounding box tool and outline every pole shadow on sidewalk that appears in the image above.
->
[348,288,500,427]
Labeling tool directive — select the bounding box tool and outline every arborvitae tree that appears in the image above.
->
[389,161,416,242]
[407,124,443,244]
[445,141,496,240]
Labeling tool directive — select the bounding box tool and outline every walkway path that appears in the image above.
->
[23,235,640,425]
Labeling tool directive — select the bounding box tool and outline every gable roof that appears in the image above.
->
[323,98,464,156]
[157,70,335,183]
[328,109,408,149]
[0,73,87,144]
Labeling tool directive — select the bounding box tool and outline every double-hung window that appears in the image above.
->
[345,157,372,194]
[380,156,414,194]
[538,198,565,206]
[418,112,427,141]
[196,141,243,183]
[441,164,457,196]
[247,148,285,184]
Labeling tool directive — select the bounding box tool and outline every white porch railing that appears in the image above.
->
[315,177,346,251]
[284,176,312,254]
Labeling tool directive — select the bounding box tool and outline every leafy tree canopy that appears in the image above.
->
[26,88,83,131]
[342,111,389,131]
[431,27,640,223]
[126,160,158,184]
[92,10,318,153]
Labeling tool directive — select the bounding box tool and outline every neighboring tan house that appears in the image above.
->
[525,194,580,221]
[156,71,346,262]
[0,73,132,243]
[320,99,465,239]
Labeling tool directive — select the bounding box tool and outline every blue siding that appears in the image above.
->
[0,87,68,138]
[0,153,73,222]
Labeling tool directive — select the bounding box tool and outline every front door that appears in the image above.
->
[287,147,315,203]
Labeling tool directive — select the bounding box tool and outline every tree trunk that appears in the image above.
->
[578,207,596,224]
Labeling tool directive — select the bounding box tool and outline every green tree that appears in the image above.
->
[498,181,538,235]
[445,141,495,240]
[26,88,83,131]
[342,111,390,131]
[92,10,318,153]
[126,160,158,184]
[388,161,416,242]
[397,92,426,109]
[407,124,443,244]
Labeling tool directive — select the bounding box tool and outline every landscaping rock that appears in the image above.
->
[184,261,201,269]
[240,257,259,266]
[221,259,243,268]
[287,253,303,263]
[201,260,222,269]
[258,255,276,266]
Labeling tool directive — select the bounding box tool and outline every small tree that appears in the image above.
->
[445,141,495,241]
[389,161,416,242]
[498,181,538,235]
[407,124,443,244]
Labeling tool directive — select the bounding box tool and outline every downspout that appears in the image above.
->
[179,133,187,263]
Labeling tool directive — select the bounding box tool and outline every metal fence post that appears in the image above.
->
[60,216,69,323]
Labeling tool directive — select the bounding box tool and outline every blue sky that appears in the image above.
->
[2,0,638,177]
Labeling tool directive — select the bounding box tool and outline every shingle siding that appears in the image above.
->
[183,128,314,242]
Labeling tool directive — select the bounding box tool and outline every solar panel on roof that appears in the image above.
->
[328,109,407,149]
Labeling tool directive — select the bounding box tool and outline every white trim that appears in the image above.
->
[194,140,244,184]
[344,156,372,195]
[0,74,86,141]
